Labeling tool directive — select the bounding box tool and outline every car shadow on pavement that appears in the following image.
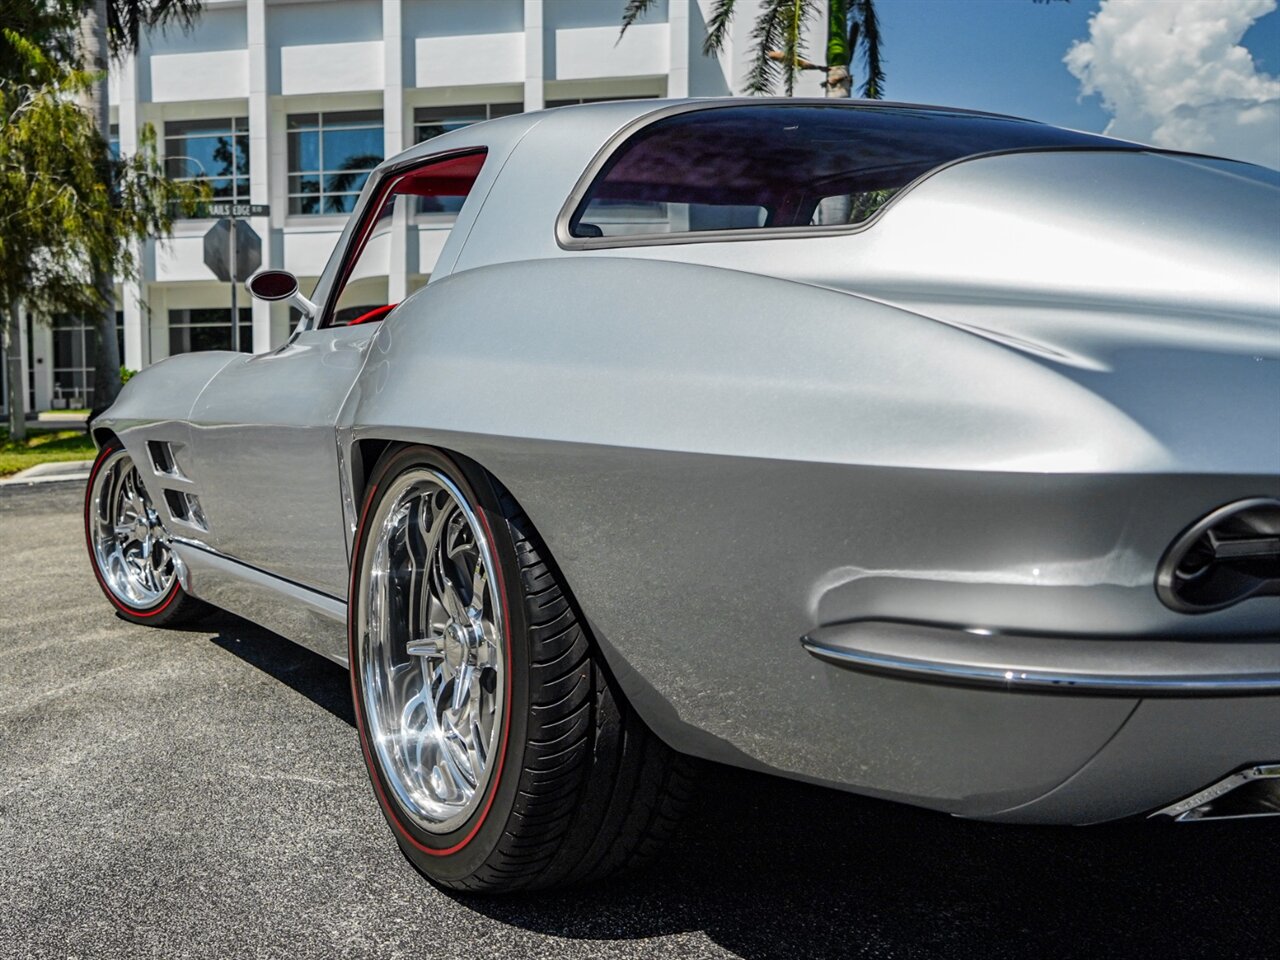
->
[464,769,1280,959]
[199,611,1279,959]
[201,611,356,727]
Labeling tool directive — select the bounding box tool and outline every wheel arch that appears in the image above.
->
[91,426,120,451]
[344,433,711,761]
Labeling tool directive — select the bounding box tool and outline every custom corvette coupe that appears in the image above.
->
[86,100,1280,892]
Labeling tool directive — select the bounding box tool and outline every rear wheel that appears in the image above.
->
[350,446,693,892]
[84,442,204,626]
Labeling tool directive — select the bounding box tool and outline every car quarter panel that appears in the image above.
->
[339,256,1278,817]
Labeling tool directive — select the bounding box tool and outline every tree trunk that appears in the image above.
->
[826,62,852,99]
[4,301,26,441]
[79,0,123,420]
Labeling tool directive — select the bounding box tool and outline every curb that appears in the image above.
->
[0,460,93,487]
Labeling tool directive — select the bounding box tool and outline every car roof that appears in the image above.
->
[384,97,1057,171]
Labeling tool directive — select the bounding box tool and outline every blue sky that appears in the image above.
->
[871,0,1280,134]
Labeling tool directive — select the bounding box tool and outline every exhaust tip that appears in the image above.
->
[1153,764,1280,822]
[1156,498,1280,614]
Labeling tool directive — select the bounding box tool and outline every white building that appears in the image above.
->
[2,0,827,417]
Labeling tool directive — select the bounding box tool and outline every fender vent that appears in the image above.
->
[1157,498,1280,613]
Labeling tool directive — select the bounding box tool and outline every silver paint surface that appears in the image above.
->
[93,100,1280,824]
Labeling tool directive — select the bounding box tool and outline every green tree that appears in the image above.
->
[623,0,884,99]
[78,1,205,417]
[0,31,204,438]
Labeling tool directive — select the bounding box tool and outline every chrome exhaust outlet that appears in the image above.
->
[1153,764,1280,822]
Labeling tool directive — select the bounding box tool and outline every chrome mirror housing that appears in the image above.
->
[247,269,318,327]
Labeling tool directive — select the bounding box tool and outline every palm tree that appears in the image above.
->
[622,0,883,100]
[79,1,204,418]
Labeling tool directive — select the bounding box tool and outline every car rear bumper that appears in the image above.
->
[801,619,1280,824]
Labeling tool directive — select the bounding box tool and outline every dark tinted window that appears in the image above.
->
[569,105,1135,240]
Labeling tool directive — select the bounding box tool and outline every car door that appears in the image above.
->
[186,325,374,598]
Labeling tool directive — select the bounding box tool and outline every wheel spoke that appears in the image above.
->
[432,548,468,622]
[469,562,487,616]
[449,663,473,713]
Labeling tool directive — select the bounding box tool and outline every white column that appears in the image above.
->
[384,0,408,303]
[668,0,690,98]
[247,0,272,351]
[523,0,544,111]
[116,52,148,371]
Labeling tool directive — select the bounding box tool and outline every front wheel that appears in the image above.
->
[84,442,205,627]
[349,446,693,892]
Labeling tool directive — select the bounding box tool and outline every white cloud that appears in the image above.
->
[1065,0,1280,169]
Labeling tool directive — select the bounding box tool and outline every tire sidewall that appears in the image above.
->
[349,445,531,884]
[84,442,185,624]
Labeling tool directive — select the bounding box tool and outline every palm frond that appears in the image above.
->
[852,0,884,99]
[745,1,787,95]
[106,0,203,58]
[619,0,658,39]
[701,0,738,56]
[781,0,804,97]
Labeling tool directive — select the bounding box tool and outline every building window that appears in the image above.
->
[50,313,126,409]
[109,123,120,160]
[164,118,250,206]
[413,103,520,143]
[287,111,383,215]
[167,308,252,355]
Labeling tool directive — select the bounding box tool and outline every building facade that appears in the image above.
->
[2,0,827,417]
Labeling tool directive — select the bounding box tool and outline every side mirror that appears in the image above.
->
[247,269,318,326]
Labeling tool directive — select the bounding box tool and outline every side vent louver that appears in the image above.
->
[148,440,187,479]
[1157,498,1280,613]
[162,488,207,531]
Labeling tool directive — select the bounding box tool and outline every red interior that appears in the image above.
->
[328,150,488,327]
[348,303,398,326]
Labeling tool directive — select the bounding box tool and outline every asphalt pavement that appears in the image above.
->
[1,482,1277,960]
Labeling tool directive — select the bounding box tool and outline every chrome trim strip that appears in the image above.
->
[802,639,1280,696]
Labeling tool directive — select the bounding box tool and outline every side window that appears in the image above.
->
[327,150,488,327]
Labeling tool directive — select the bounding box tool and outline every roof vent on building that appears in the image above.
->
[1157,498,1280,613]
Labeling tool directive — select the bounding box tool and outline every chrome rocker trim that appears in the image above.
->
[171,540,350,666]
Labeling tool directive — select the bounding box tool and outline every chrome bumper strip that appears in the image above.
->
[802,621,1280,696]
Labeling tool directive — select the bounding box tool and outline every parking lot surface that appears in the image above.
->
[1,481,1277,960]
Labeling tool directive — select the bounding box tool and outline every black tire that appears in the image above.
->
[349,445,695,893]
[84,441,207,627]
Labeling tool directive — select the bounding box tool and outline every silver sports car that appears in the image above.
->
[86,99,1280,892]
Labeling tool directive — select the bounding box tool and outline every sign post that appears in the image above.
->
[203,210,265,351]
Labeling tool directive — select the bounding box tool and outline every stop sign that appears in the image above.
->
[203,218,262,282]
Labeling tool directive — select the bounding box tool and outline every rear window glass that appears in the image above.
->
[567,104,1134,241]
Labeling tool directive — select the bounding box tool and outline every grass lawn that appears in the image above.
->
[0,428,98,478]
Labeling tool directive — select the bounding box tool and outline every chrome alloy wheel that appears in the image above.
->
[88,448,177,608]
[358,468,505,834]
